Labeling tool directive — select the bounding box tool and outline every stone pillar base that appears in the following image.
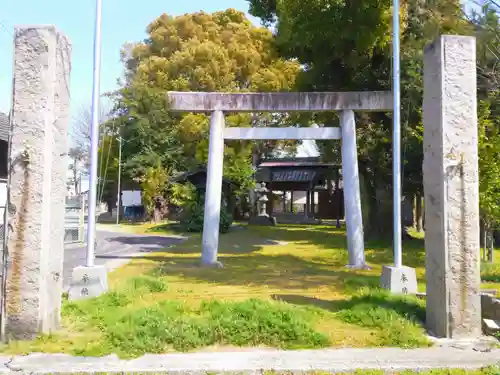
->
[345,263,371,270]
[200,261,224,269]
[68,265,108,301]
[380,265,418,295]
[249,215,277,226]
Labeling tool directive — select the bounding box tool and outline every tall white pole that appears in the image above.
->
[116,136,122,225]
[86,0,103,267]
[392,0,402,268]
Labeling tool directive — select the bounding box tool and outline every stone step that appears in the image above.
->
[482,318,500,334]
[415,289,498,299]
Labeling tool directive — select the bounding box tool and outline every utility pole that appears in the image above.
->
[392,0,402,268]
[116,136,122,225]
[86,0,103,267]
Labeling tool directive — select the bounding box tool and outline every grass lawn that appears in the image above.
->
[1,223,499,357]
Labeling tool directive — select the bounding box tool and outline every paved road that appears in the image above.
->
[3,346,500,373]
[63,230,185,288]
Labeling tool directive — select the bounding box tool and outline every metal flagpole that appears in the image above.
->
[86,0,103,267]
[392,0,402,268]
[116,136,122,225]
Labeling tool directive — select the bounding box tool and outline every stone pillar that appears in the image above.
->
[423,35,481,338]
[5,26,71,338]
[340,110,365,268]
[201,110,225,267]
[267,183,274,216]
[311,190,315,219]
[335,171,342,228]
[305,188,311,218]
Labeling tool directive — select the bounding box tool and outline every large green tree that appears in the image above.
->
[248,0,471,237]
[112,9,300,196]
[478,93,500,258]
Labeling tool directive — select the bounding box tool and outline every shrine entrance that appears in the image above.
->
[167,91,392,268]
[256,157,344,225]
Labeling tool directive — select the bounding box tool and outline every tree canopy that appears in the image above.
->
[104,9,300,208]
[246,0,500,237]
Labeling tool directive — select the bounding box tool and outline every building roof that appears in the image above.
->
[258,157,338,168]
[0,112,9,142]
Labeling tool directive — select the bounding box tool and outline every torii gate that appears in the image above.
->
[167,91,392,268]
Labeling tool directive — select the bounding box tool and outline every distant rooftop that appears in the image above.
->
[0,112,8,142]
[258,157,338,168]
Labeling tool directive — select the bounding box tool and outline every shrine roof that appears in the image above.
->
[258,157,338,168]
[0,112,8,142]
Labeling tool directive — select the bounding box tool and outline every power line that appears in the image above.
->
[98,117,118,203]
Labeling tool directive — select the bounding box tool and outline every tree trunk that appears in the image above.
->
[415,192,423,232]
[72,160,79,196]
[488,229,494,263]
[250,147,259,217]
[412,193,416,229]
[482,220,487,262]
[363,174,393,239]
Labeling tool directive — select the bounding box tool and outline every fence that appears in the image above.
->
[0,179,6,249]
[64,196,85,245]
[0,182,84,246]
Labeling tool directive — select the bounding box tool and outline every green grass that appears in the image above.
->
[56,288,428,358]
[1,224,499,357]
[481,262,500,283]
[334,290,428,348]
[77,298,329,357]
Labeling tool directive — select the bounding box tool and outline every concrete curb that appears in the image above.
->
[0,348,498,374]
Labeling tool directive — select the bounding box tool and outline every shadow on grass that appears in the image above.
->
[146,222,186,234]
[105,235,186,253]
[154,252,384,294]
[272,292,426,324]
[236,224,426,269]
[143,224,425,294]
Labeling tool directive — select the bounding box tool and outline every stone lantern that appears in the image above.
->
[249,182,276,226]
[255,182,269,216]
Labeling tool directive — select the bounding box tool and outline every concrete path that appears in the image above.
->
[0,347,498,374]
[63,229,186,289]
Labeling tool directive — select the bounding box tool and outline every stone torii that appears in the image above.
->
[167,91,392,268]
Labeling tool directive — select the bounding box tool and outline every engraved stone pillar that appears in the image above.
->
[5,26,71,338]
[423,35,481,338]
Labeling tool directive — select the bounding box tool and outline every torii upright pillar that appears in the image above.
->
[201,110,225,267]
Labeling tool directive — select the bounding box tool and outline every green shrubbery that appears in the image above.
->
[335,290,430,348]
[64,297,329,357]
[179,191,233,234]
